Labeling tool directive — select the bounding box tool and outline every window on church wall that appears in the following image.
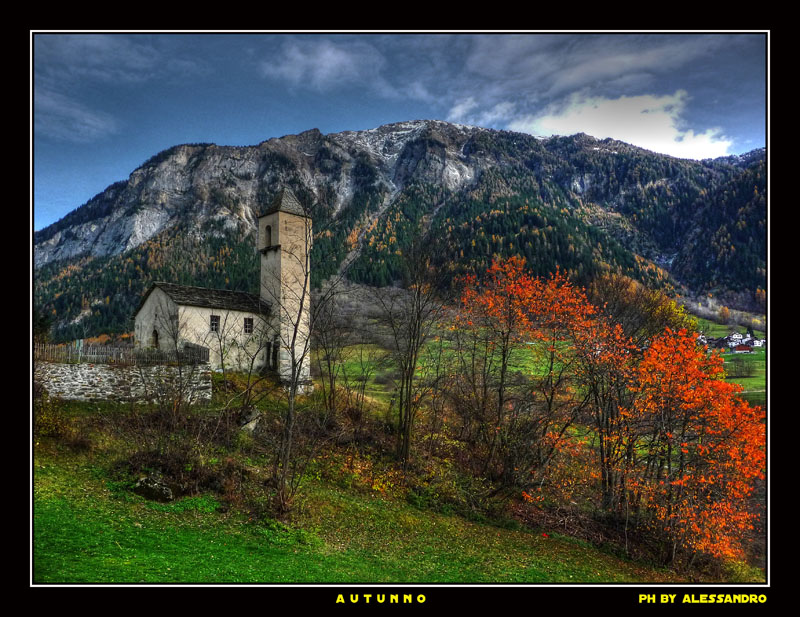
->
[210,314,220,332]
[264,225,272,247]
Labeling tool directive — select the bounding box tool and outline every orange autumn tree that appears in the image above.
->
[449,256,537,482]
[572,312,638,513]
[450,257,602,493]
[629,328,766,563]
[521,267,608,497]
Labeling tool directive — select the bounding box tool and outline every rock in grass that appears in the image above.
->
[239,408,262,434]
[133,473,174,502]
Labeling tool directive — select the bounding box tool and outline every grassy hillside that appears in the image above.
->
[34,447,681,584]
[32,374,764,586]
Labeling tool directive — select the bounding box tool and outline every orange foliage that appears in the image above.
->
[85,333,111,345]
[454,257,612,489]
[630,328,766,560]
[452,260,764,564]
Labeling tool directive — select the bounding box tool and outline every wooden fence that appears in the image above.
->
[34,342,209,366]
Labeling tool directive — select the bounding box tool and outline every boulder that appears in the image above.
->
[239,408,262,434]
[133,473,174,502]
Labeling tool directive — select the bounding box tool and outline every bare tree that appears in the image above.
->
[371,240,448,471]
[144,295,204,413]
[195,309,238,382]
[256,189,350,512]
[341,335,388,447]
[312,291,352,419]
[126,294,213,459]
[190,303,276,415]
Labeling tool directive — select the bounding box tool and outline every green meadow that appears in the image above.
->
[34,437,684,584]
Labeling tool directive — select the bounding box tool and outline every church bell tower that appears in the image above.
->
[257,188,312,388]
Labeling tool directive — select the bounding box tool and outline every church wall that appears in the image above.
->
[134,289,271,372]
[134,288,179,351]
[177,304,271,372]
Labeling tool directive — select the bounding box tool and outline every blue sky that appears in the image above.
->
[32,32,768,231]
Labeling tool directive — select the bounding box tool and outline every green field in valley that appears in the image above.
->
[694,317,767,410]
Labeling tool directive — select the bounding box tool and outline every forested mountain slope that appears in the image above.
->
[33,120,766,341]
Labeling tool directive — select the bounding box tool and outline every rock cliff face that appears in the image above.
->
[35,120,490,268]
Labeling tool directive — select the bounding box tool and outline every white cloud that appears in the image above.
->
[35,34,182,84]
[462,34,727,100]
[542,39,724,98]
[260,39,387,92]
[34,87,118,143]
[508,90,733,160]
[447,97,479,123]
[403,80,437,104]
[33,34,206,144]
[447,97,516,128]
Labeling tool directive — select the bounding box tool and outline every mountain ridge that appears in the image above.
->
[33,119,767,340]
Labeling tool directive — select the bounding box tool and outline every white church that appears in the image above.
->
[133,188,312,386]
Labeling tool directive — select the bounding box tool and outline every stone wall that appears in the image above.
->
[34,361,212,403]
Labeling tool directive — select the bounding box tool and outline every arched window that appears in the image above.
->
[264,224,272,247]
[151,329,159,349]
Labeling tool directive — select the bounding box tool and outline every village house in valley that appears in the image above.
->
[133,189,312,385]
[699,329,766,354]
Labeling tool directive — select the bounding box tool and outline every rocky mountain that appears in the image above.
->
[33,120,767,341]
[34,121,476,268]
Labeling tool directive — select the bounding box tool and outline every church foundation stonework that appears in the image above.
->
[33,361,212,403]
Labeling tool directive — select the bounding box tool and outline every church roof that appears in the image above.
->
[260,188,310,218]
[136,282,270,316]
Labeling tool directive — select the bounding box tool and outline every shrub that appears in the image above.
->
[33,382,68,440]
[33,383,93,451]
